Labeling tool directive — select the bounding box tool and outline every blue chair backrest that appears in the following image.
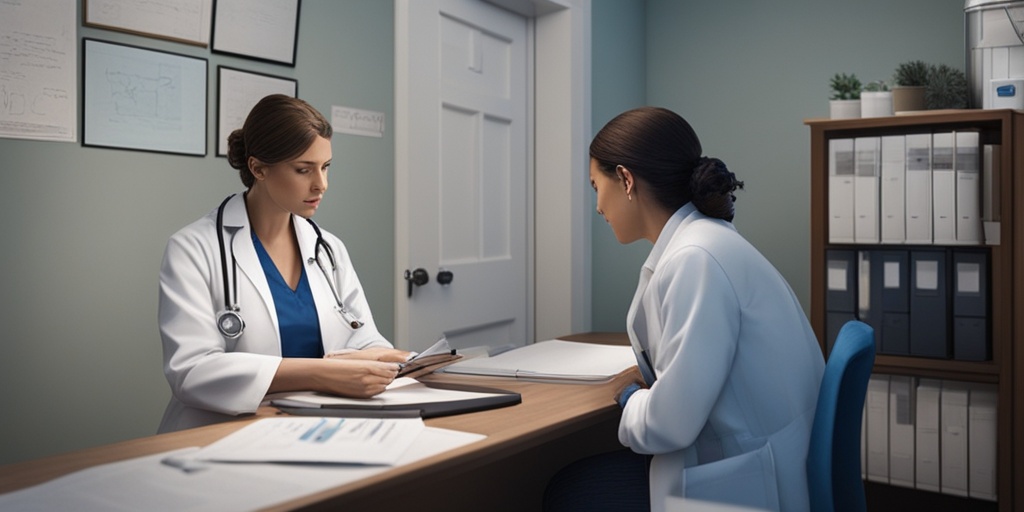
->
[807,320,876,512]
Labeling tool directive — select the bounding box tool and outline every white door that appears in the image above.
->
[395,0,530,352]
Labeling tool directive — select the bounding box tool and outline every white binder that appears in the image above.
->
[854,137,881,243]
[888,375,916,488]
[940,381,969,497]
[904,134,932,244]
[932,132,957,244]
[915,378,941,492]
[829,138,856,243]
[955,131,982,244]
[865,374,890,482]
[880,135,906,243]
[968,384,998,501]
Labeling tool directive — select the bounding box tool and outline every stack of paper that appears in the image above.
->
[440,339,636,382]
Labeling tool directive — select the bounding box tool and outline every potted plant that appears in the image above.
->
[926,64,969,110]
[861,80,893,117]
[829,73,861,119]
[892,60,929,113]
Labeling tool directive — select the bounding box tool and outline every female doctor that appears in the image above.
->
[157,94,409,433]
[545,107,825,512]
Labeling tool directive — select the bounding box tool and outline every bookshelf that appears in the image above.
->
[805,110,1019,511]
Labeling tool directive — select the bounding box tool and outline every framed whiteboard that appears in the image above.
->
[83,39,207,156]
[84,0,213,47]
[212,0,300,66]
[217,66,298,156]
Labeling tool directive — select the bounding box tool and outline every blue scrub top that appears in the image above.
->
[252,231,324,358]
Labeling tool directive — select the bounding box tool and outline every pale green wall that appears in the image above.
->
[589,0,968,331]
[0,1,394,465]
[0,0,973,466]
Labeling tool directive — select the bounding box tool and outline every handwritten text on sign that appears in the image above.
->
[331,105,385,138]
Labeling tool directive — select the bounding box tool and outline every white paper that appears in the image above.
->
[217,67,296,155]
[0,0,77,142]
[884,261,901,289]
[957,262,981,294]
[188,416,424,465]
[441,339,635,382]
[332,105,386,138]
[0,427,484,512]
[827,260,848,291]
[915,260,939,291]
[85,0,213,46]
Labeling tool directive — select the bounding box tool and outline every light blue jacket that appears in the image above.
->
[620,204,825,512]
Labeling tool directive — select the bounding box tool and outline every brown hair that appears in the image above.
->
[590,106,743,221]
[226,94,332,188]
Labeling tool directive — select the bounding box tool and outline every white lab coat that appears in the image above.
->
[620,204,825,512]
[157,193,391,433]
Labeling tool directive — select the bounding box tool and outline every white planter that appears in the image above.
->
[829,99,861,119]
[861,91,894,117]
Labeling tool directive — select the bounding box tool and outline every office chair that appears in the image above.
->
[807,320,876,512]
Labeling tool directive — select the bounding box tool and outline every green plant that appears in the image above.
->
[863,80,890,92]
[830,73,862,100]
[893,60,930,87]
[925,64,968,109]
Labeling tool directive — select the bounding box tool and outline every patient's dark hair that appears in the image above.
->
[226,94,332,188]
[589,106,743,221]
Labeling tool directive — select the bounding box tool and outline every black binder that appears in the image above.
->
[952,251,990,361]
[909,250,950,358]
[870,250,910,355]
[825,250,858,356]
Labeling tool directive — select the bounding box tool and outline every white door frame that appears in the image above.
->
[395,0,591,346]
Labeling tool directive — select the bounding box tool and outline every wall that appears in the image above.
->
[0,1,395,465]
[590,0,968,330]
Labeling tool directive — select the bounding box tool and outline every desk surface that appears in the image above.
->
[0,334,634,511]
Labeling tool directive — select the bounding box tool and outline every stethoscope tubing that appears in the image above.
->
[215,194,363,338]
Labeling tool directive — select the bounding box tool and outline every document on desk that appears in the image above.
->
[439,339,636,383]
[271,377,521,418]
[0,427,485,512]
[187,416,424,465]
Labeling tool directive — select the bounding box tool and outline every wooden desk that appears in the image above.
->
[0,335,634,511]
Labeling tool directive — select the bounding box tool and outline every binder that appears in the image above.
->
[982,144,1001,222]
[904,134,932,244]
[825,250,857,355]
[952,251,990,361]
[829,138,856,243]
[854,137,881,243]
[870,250,910,355]
[915,378,942,492]
[865,374,890,483]
[909,250,949,359]
[968,384,998,501]
[955,132,982,244]
[940,381,969,497]
[880,135,906,243]
[888,375,916,488]
[931,132,956,244]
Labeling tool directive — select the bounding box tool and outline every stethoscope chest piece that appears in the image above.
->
[217,309,245,339]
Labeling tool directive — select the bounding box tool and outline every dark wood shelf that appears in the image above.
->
[806,109,1020,511]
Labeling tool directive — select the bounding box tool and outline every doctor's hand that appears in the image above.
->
[325,347,412,363]
[271,358,400,399]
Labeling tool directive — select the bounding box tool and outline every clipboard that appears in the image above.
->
[271,380,521,419]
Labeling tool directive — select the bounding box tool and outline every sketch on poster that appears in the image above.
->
[83,39,206,155]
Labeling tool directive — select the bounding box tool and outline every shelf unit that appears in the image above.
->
[806,110,1019,512]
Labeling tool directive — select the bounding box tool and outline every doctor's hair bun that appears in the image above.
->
[226,130,247,171]
[690,157,743,222]
[226,94,332,188]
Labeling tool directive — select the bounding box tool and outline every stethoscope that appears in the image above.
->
[215,194,364,339]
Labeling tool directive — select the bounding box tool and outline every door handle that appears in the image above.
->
[404,268,429,297]
[437,268,454,286]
